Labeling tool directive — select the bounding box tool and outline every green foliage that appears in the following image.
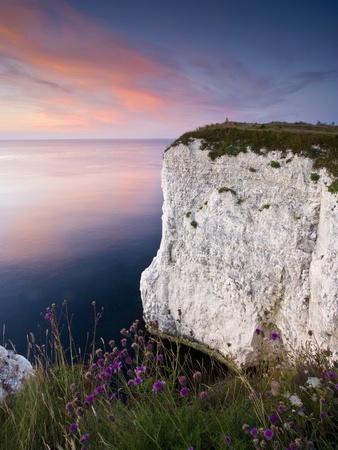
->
[2,306,338,450]
[237,198,245,205]
[261,204,270,210]
[270,161,281,168]
[218,187,236,195]
[185,212,191,218]
[249,167,257,172]
[328,179,338,194]
[190,220,198,228]
[169,121,338,184]
[310,172,320,182]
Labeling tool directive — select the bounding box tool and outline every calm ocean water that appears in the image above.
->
[0,139,171,356]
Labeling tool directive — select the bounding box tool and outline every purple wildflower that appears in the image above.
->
[97,358,104,367]
[255,328,262,335]
[94,385,105,395]
[112,361,122,373]
[110,393,117,400]
[146,343,153,350]
[45,313,53,320]
[134,377,143,385]
[109,339,115,347]
[224,436,232,445]
[68,423,78,434]
[85,394,94,404]
[135,365,146,374]
[200,391,207,399]
[335,384,338,390]
[128,379,135,386]
[269,332,279,341]
[100,371,111,380]
[264,429,274,440]
[319,412,327,420]
[157,354,164,361]
[109,414,115,422]
[269,413,280,423]
[152,380,165,393]
[79,434,89,443]
[120,328,127,335]
[250,428,258,436]
[278,404,287,412]
[242,424,250,432]
[180,387,189,397]
[121,338,127,347]
[188,447,194,450]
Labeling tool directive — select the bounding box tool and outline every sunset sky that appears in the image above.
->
[0,0,337,139]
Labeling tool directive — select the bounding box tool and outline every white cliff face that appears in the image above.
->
[140,140,338,366]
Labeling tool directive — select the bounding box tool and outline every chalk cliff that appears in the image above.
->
[141,125,338,366]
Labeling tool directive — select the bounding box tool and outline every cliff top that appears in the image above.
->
[170,121,338,186]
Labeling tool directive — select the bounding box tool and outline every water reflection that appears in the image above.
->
[0,139,170,354]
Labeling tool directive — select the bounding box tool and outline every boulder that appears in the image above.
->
[0,345,34,404]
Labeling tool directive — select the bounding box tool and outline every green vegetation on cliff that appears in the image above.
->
[170,121,338,189]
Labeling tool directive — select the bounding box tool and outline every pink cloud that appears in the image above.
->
[1,0,231,137]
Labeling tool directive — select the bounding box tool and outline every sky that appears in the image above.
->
[0,0,337,139]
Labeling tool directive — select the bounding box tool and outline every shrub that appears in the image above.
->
[328,179,338,194]
[310,173,320,182]
[185,212,191,218]
[270,161,281,168]
[249,167,257,172]
[190,221,197,228]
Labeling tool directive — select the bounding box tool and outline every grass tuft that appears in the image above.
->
[1,306,338,449]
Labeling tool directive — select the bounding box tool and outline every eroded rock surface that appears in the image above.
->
[0,346,33,404]
[141,140,338,366]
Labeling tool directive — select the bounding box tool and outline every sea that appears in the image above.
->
[0,139,171,357]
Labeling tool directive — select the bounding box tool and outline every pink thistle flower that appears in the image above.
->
[178,375,187,386]
[193,371,202,382]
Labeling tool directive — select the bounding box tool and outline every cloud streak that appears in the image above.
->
[0,0,336,137]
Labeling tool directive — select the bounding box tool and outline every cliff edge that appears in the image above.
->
[141,122,338,366]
